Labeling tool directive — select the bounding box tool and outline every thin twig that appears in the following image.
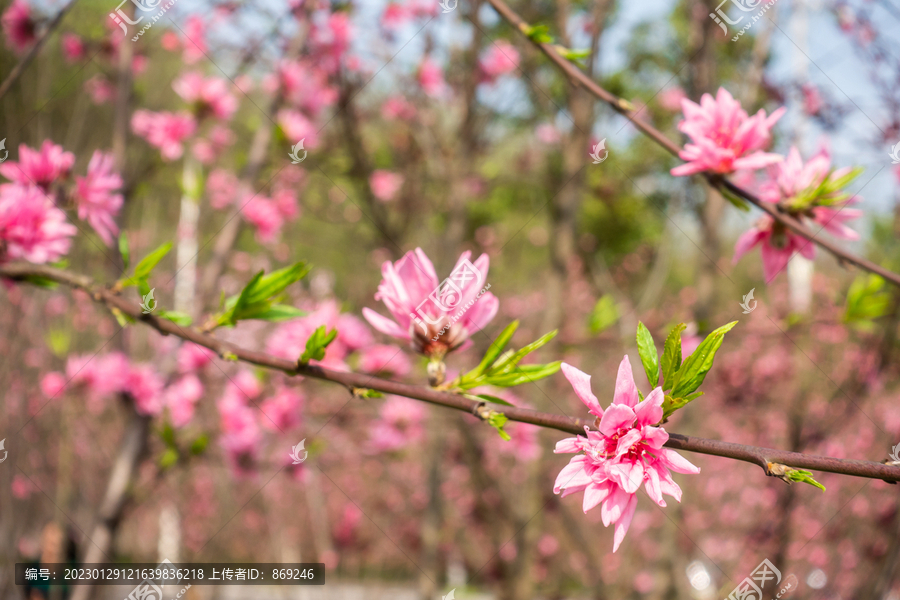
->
[2,261,899,483]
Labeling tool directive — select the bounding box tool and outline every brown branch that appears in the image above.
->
[2,261,900,484]
[0,0,80,101]
[485,0,900,289]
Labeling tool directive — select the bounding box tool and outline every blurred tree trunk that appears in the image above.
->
[418,410,448,600]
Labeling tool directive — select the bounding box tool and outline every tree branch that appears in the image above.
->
[484,0,900,289]
[2,261,899,484]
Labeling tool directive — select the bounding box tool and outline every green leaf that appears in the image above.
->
[845,274,891,330]
[190,434,209,455]
[119,233,130,270]
[522,24,554,44]
[661,391,704,421]
[487,411,511,441]
[160,423,176,448]
[217,262,310,327]
[660,323,686,392]
[353,388,384,398]
[46,329,71,357]
[636,322,659,388]
[24,275,59,288]
[246,304,306,322]
[588,295,618,334]
[670,321,737,399]
[472,321,519,378]
[720,185,751,211]
[157,310,193,326]
[300,325,338,364]
[159,448,179,469]
[451,324,560,390]
[555,46,590,61]
[134,242,173,280]
[785,468,826,492]
[471,394,515,407]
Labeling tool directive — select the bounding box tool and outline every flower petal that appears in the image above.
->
[613,355,639,407]
[561,363,604,417]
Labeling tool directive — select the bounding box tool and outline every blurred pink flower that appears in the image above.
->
[206,168,240,209]
[218,388,262,474]
[479,41,520,83]
[173,72,238,120]
[369,170,404,202]
[0,140,75,189]
[0,184,76,263]
[659,86,687,112]
[40,371,67,398]
[267,299,373,369]
[126,363,165,415]
[553,359,699,552]
[131,110,197,161]
[310,12,352,74]
[272,188,300,220]
[535,123,560,145]
[277,109,319,147]
[802,83,823,116]
[267,60,337,117]
[670,87,785,177]
[381,3,409,29]
[362,248,499,357]
[359,344,411,376]
[11,474,33,499]
[734,147,861,282]
[368,396,426,452]
[182,15,207,64]
[84,75,115,104]
[1,0,35,53]
[74,151,123,246]
[381,96,416,120]
[61,33,84,61]
[177,341,213,373]
[259,386,304,431]
[165,374,204,427]
[241,196,283,243]
[418,58,446,97]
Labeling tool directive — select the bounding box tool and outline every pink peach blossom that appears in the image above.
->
[369,170,404,202]
[177,342,213,373]
[418,58,446,97]
[368,396,426,452]
[553,359,699,552]
[84,75,115,104]
[381,96,417,121]
[74,151,123,246]
[259,386,304,431]
[0,140,75,189]
[126,363,165,416]
[165,374,204,427]
[61,33,84,61]
[241,196,283,243]
[40,372,67,398]
[310,12,351,74]
[206,168,240,209]
[181,15,207,64]
[266,60,337,117]
[362,248,498,357]
[670,87,785,177]
[478,41,520,83]
[1,0,35,53]
[131,110,197,161]
[381,3,409,29]
[173,72,238,120]
[0,184,76,264]
[277,109,319,147]
[659,87,687,112]
[733,147,861,282]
